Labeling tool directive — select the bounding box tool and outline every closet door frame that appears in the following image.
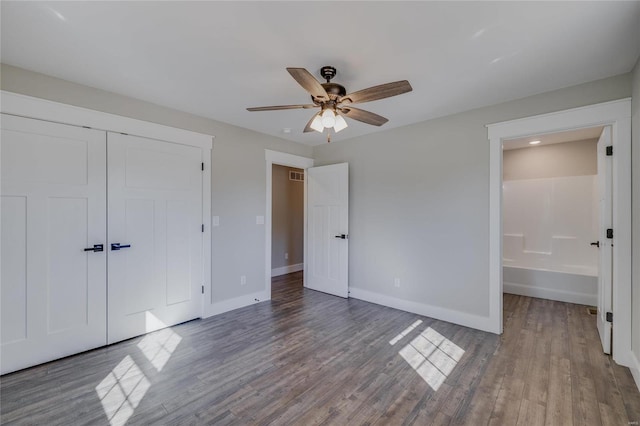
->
[0,90,213,320]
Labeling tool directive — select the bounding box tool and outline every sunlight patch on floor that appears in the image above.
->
[397,327,465,391]
[95,355,151,426]
[137,327,182,372]
[389,319,423,345]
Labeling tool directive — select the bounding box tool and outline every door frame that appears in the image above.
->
[0,90,213,318]
[487,98,632,367]
[265,150,314,297]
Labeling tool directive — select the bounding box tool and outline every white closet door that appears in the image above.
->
[1,114,107,374]
[107,132,203,344]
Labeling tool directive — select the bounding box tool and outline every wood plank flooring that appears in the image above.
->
[1,272,639,425]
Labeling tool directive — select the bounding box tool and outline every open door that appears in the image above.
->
[306,163,349,298]
[596,126,613,354]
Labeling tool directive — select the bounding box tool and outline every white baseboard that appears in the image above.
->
[348,287,496,334]
[203,290,269,318]
[271,263,303,277]
[503,281,597,306]
[629,351,640,392]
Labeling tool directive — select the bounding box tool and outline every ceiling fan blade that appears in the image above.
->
[341,80,412,105]
[303,111,321,133]
[287,68,330,101]
[339,107,388,126]
[247,104,317,112]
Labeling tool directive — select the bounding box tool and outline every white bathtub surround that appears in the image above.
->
[503,266,597,306]
[503,175,598,275]
[502,175,598,305]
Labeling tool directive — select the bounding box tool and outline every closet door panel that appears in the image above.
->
[0,114,107,374]
[107,132,202,344]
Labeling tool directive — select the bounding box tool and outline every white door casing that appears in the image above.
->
[1,114,107,374]
[306,163,349,298]
[107,132,203,344]
[596,126,613,354]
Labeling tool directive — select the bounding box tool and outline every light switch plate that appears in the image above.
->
[212,216,220,227]
[256,215,265,225]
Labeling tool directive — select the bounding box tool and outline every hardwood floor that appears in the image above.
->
[1,271,639,425]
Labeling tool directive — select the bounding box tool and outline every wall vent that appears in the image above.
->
[289,171,304,182]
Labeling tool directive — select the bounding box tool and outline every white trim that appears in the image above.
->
[203,290,268,318]
[503,282,597,307]
[0,90,214,321]
[349,287,496,334]
[630,352,640,392]
[487,98,633,367]
[271,263,304,277]
[265,150,314,300]
[202,146,213,318]
[0,91,212,150]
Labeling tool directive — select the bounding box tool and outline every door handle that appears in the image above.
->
[111,243,131,251]
[590,241,600,248]
[84,244,104,252]
[334,234,348,239]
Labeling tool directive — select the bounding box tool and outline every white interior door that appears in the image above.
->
[596,126,613,354]
[1,114,107,374]
[306,163,349,298]
[107,132,203,344]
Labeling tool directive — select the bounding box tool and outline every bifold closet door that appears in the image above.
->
[0,114,107,374]
[107,132,203,344]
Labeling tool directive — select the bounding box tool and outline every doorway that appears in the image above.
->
[501,128,602,305]
[271,164,305,295]
[487,99,632,368]
[264,150,314,298]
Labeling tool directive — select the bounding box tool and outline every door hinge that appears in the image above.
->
[606,145,613,156]
[606,312,613,322]
[201,285,204,294]
[201,162,204,171]
[201,224,204,232]
[606,228,613,239]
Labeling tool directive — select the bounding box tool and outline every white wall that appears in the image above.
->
[631,56,640,382]
[0,63,313,311]
[313,73,631,330]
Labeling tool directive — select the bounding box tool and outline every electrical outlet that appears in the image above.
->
[285,253,288,260]
[240,275,246,285]
[394,278,400,288]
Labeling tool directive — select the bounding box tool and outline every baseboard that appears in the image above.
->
[271,263,303,277]
[629,351,640,392]
[348,287,497,334]
[504,281,597,306]
[203,290,269,318]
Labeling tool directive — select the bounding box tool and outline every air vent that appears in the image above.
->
[289,171,304,182]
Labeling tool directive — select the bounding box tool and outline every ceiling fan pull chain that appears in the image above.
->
[327,129,331,143]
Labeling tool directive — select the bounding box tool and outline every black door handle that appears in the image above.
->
[334,234,348,239]
[590,241,600,248]
[111,243,131,251]
[84,244,104,252]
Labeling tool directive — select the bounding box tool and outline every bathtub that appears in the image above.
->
[503,265,597,306]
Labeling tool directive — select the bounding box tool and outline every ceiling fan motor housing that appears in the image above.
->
[320,66,337,82]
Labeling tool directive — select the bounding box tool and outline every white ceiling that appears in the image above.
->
[503,126,604,150]
[1,2,639,146]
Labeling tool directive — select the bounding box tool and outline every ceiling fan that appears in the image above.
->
[247,66,412,141]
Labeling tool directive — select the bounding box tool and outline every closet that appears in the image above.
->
[1,99,211,374]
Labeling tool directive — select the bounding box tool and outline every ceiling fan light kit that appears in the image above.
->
[247,66,412,142]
